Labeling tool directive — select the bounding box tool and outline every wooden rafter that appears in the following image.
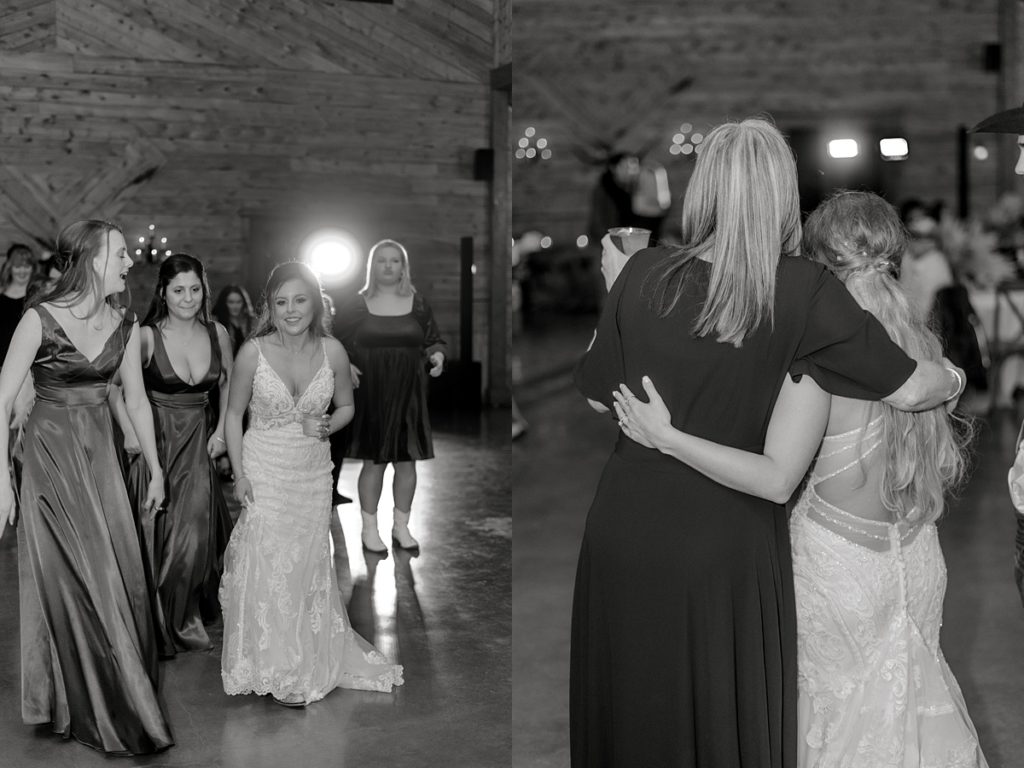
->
[0,137,164,245]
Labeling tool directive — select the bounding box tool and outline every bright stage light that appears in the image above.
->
[828,139,859,159]
[301,229,362,283]
[879,137,909,160]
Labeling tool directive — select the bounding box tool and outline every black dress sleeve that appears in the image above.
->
[573,250,646,409]
[790,265,917,399]
[414,294,447,359]
[333,298,367,355]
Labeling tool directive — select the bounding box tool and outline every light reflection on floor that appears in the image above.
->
[0,421,510,768]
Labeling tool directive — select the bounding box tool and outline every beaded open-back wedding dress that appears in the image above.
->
[790,412,987,768]
[219,339,403,703]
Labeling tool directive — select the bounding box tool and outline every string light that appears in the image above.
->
[137,224,171,263]
[669,123,703,157]
[516,126,553,162]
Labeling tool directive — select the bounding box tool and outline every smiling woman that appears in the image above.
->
[118,253,234,659]
[218,261,402,706]
[0,219,173,755]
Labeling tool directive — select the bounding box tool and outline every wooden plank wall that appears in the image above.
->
[0,0,502,396]
[513,0,1006,248]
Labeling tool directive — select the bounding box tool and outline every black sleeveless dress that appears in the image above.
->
[128,322,230,656]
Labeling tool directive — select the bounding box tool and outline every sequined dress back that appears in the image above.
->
[791,413,987,767]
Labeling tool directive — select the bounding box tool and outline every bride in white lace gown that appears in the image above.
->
[220,263,403,705]
[790,416,982,767]
[613,191,987,767]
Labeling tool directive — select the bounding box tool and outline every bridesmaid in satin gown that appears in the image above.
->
[0,219,173,755]
[125,253,233,657]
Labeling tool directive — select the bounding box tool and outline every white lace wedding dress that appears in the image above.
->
[791,414,987,768]
[220,340,403,703]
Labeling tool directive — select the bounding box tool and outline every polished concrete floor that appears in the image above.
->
[514,375,1024,768]
[0,413,510,768]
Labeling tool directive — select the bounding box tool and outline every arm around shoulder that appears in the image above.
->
[882,359,962,411]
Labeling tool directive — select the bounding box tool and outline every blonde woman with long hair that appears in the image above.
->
[614,191,986,767]
[573,120,966,768]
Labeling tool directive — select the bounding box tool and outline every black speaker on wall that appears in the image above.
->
[984,42,1001,72]
[473,148,494,181]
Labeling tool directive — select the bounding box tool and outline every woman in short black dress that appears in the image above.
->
[337,239,446,555]
[571,119,963,768]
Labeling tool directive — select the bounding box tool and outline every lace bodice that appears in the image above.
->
[248,340,333,431]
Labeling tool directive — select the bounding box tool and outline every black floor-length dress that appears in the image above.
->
[128,322,229,656]
[571,247,916,768]
[18,306,173,755]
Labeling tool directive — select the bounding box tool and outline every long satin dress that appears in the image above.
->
[17,305,173,755]
[128,322,230,657]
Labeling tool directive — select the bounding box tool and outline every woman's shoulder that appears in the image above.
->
[777,254,827,280]
[615,245,675,291]
[210,319,231,342]
[633,244,674,266]
[234,336,261,365]
[776,256,832,298]
[322,335,347,360]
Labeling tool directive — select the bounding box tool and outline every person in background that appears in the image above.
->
[211,283,255,478]
[0,219,172,754]
[220,261,402,706]
[212,284,255,356]
[0,244,39,365]
[898,200,953,319]
[588,153,671,245]
[975,102,1024,609]
[321,292,353,505]
[336,239,446,555]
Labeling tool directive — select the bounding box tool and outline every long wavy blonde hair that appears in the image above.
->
[646,117,801,346]
[803,191,973,525]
